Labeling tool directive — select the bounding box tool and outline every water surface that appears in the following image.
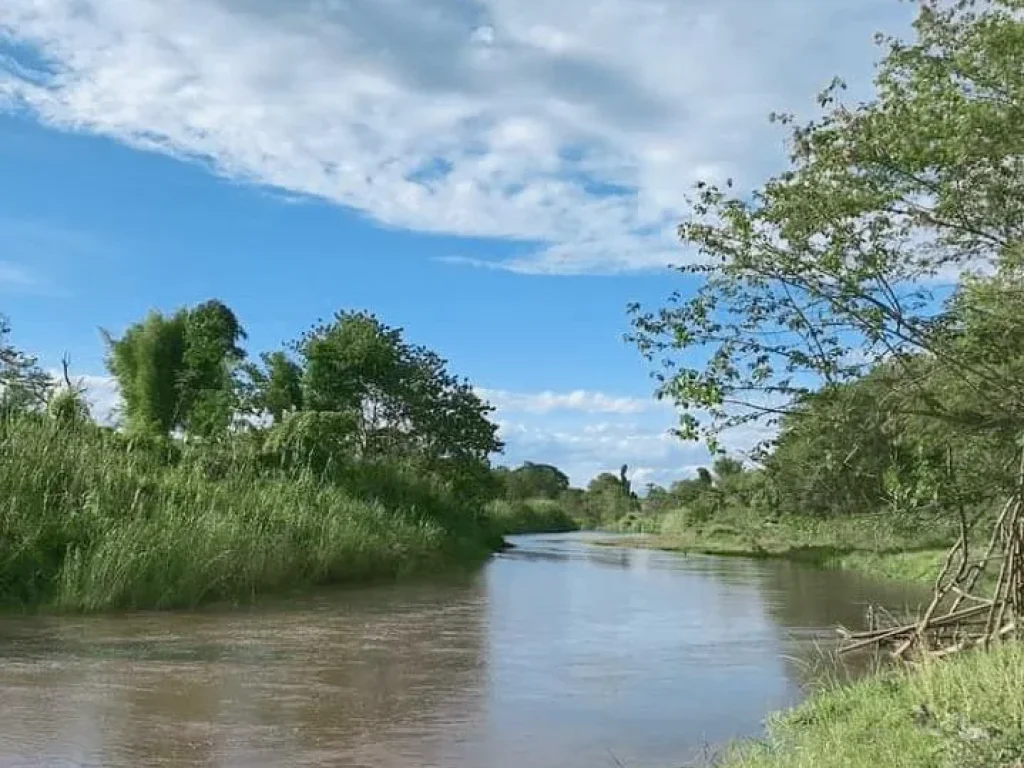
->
[0,533,925,767]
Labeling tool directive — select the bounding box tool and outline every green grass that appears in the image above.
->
[484,498,579,535]
[0,417,497,612]
[718,642,1024,768]
[594,509,956,586]
[835,550,949,585]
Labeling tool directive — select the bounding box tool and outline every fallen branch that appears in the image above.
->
[840,447,1024,660]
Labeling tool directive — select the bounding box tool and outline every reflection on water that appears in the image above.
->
[0,533,925,768]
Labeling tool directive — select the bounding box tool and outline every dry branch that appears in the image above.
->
[839,448,1024,659]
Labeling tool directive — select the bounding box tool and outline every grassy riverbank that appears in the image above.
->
[484,498,579,535]
[0,417,502,613]
[717,642,1024,768]
[596,512,956,586]
[606,513,1022,767]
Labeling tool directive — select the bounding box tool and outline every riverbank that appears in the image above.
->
[603,518,1024,767]
[0,417,504,613]
[594,514,954,586]
[484,498,579,535]
[717,641,1024,768]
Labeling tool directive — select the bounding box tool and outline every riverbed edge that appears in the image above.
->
[711,641,1024,767]
[588,535,1024,767]
[589,533,946,586]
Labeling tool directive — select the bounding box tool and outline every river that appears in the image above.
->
[0,533,925,768]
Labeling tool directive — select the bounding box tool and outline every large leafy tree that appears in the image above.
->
[294,310,502,465]
[630,0,1024,458]
[765,366,908,517]
[103,309,187,435]
[500,461,571,500]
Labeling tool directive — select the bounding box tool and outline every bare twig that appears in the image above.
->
[841,446,1024,659]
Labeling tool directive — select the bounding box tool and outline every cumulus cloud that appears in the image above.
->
[49,371,121,424]
[78,374,121,425]
[0,0,913,274]
[478,387,665,415]
[489,386,773,487]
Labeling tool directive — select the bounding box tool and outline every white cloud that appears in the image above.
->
[489,386,772,486]
[78,374,121,425]
[49,371,121,424]
[0,261,36,289]
[478,387,664,415]
[0,0,914,274]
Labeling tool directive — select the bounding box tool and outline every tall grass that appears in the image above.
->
[622,505,958,585]
[484,498,579,535]
[720,642,1024,768]
[0,417,494,612]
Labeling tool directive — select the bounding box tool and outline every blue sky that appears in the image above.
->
[0,0,914,487]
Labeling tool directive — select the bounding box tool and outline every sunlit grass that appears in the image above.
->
[720,642,1024,768]
[0,417,488,612]
[597,508,955,586]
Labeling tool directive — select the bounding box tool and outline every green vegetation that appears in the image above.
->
[622,0,1024,764]
[602,518,948,586]
[0,416,489,611]
[627,0,1024,532]
[1,315,51,415]
[1,305,556,612]
[591,455,954,584]
[484,499,578,536]
[719,643,1024,768]
[493,461,571,501]
[3,0,1023,761]
[488,460,642,531]
[619,0,1024,574]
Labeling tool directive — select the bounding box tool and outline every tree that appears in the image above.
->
[712,456,744,481]
[178,300,247,438]
[104,309,187,436]
[0,315,52,413]
[588,472,627,496]
[46,356,92,428]
[619,464,632,498]
[629,0,1024,453]
[501,461,571,500]
[294,310,502,465]
[242,350,304,424]
[104,300,247,437]
[581,471,637,524]
[765,372,895,517]
[262,410,360,473]
[47,387,91,427]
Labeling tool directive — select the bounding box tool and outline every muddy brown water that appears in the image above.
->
[0,533,926,768]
